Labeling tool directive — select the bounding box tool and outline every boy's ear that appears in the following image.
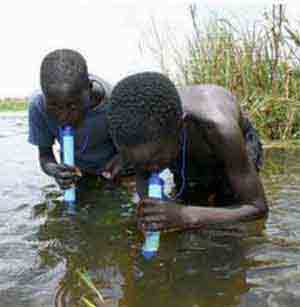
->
[89,78,106,101]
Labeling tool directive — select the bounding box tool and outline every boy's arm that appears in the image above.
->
[207,120,267,211]
[28,92,81,189]
[39,146,57,176]
[138,120,268,231]
[177,121,268,229]
[39,146,81,189]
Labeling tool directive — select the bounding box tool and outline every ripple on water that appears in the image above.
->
[2,115,300,306]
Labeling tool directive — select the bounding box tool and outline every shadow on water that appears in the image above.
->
[2,114,300,307]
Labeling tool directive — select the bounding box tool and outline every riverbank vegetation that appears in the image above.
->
[140,4,300,141]
[2,5,300,142]
[0,98,28,112]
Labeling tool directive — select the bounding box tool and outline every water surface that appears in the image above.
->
[1,113,300,307]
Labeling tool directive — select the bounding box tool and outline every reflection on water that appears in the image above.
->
[1,113,300,307]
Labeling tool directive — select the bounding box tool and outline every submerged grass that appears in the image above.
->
[140,3,300,141]
[55,269,107,307]
[77,270,107,307]
[0,99,28,112]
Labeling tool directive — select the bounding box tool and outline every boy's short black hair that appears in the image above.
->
[40,49,89,99]
[107,72,183,147]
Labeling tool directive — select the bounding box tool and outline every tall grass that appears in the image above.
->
[141,4,300,141]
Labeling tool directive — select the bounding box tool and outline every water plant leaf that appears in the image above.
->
[81,296,97,307]
[76,270,106,306]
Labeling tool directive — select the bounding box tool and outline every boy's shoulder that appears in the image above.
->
[28,89,46,114]
[179,84,241,127]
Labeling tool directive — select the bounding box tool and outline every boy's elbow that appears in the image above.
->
[240,199,268,222]
[254,199,269,219]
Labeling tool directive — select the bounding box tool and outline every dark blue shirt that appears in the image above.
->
[28,89,117,175]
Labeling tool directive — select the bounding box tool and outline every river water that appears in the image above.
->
[1,112,300,307]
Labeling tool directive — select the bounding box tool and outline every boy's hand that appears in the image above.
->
[45,162,82,189]
[102,154,123,180]
[137,198,189,231]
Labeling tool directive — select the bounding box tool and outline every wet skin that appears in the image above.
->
[120,84,268,231]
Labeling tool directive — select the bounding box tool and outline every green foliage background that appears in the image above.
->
[141,4,300,141]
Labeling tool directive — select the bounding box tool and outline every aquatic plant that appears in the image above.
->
[77,270,107,307]
[55,269,107,307]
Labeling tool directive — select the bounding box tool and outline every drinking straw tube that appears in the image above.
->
[62,125,76,213]
[141,172,164,260]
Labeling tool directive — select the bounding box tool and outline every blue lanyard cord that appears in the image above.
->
[79,134,89,155]
[58,127,63,162]
[80,94,91,155]
[173,127,187,200]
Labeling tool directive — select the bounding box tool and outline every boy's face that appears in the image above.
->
[45,89,89,127]
[119,134,181,174]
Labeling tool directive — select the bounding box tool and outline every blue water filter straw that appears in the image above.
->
[141,172,164,260]
[62,126,76,214]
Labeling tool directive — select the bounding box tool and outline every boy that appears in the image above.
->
[107,72,268,231]
[28,49,120,190]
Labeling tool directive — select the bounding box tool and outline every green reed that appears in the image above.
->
[141,4,300,141]
[77,270,106,307]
